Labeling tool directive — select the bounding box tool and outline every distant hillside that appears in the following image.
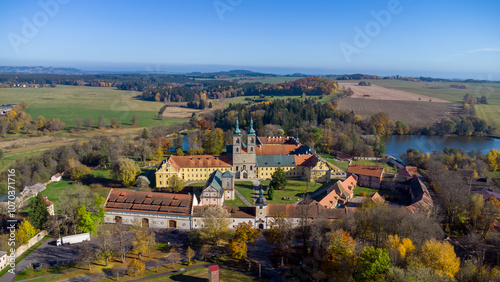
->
[0,66,85,75]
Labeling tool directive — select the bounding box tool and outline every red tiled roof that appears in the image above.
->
[209,265,219,272]
[44,196,53,206]
[257,136,296,145]
[319,190,340,208]
[267,202,345,219]
[255,144,299,155]
[192,206,255,218]
[105,190,192,216]
[294,155,318,167]
[53,173,62,178]
[370,192,385,204]
[342,175,357,190]
[347,164,384,178]
[337,153,353,161]
[166,155,232,170]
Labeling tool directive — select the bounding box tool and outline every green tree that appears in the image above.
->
[69,164,91,181]
[268,186,274,200]
[77,196,105,234]
[132,115,138,126]
[356,246,391,281]
[29,193,50,230]
[270,167,287,190]
[169,175,184,193]
[113,158,141,187]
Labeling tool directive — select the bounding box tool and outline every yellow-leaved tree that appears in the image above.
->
[418,239,460,278]
[128,259,145,277]
[16,220,39,245]
[386,235,415,266]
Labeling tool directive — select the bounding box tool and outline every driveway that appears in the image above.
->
[0,236,84,282]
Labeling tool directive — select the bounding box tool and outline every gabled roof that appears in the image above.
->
[44,196,54,207]
[192,206,255,218]
[163,155,232,171]
[222,171,234,178]
[256,155,296,167]
[256,144,299,155]
[398,166,418,178]
[347,164,384,178]
[342,176,357,190]
[204,170,223,193]
[105,190,193,216]
[294,155,319,167]
[319,190,340,208]
[370,192,385,204]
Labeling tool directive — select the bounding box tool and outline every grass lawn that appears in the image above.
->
[234,181,256,205]
[0,85,186,129]
[317,153,348,171]
[476,105,500,136]
[141,266,261,282]
[224,193,247,207]
[353,186,378,197]
[40,177,112,213]
[260,180,327,204]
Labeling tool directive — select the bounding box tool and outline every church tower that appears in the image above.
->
[232,117,256,179]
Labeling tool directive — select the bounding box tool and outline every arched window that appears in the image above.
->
[250,147,253,152]
[243,165,246,170]
[236,138,240,144]
[236,166,239,171]
[251,137,255,143]
[236,147,239,153]
[250,166,253,171]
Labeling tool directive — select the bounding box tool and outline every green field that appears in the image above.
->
[0,86,186,129]
[476,105,500,136]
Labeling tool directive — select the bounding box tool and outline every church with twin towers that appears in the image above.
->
[155,117,338,188]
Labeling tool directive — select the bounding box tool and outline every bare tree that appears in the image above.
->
[113,223,132,263]
[77,242,97,271]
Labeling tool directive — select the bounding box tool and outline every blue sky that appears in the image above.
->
[0,0,499,79]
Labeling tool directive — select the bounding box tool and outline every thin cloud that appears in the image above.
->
[465,48,500,53]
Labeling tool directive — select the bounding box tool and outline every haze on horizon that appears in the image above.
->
[0,0,499,79]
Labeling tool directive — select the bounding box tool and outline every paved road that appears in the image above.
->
[247,236,286,282]
[1,237,84,282]
[235,188,254,207]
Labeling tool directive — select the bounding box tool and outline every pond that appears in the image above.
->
[382,135,500,158]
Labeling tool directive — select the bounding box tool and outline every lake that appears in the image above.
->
[382,135,500,158]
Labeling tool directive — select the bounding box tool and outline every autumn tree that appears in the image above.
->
[133,227,155,259]
[128,259,145,277]
[16,220,38,245]
[132,115,138,126]
[84,117,93,130]
[417,239,460,278]
[267,212,293,257]
[322,229,356,279]
[113,223,132,263]
[186,246,195,265]
[96,224,115,266]
[477,196,500,238]
[203,128,224,155]
[112,158,141,187]
[29,193,50,230]
[200,206,231,244]
[355,246,391,281]
[486,149,499,171]
[69,163,91,181]
[228,222,262,259]
[385,235,415,266]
